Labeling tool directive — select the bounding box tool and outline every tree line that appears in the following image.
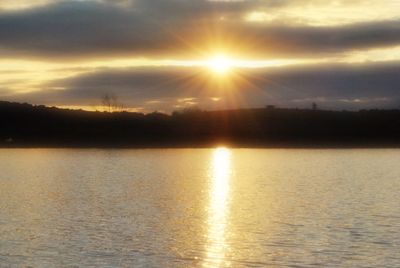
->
[1,101,400,147]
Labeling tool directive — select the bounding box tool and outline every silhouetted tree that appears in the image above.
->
[266,105,276,110]
[101,93,124,113]
[172,106,202,117]
[312,102,318,111]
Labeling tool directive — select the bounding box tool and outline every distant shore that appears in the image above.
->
[2,101,400,148]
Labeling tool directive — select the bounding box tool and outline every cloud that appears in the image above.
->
[0,0,53,11]
[1,0,399,112]
[0,0,399,59]
[7,61,400,111]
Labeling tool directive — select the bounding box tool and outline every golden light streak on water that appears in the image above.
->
[203,147,232,267]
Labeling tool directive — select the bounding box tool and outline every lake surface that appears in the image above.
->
[1,149,400,267]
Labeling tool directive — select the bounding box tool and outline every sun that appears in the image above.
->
[207,55,232,74]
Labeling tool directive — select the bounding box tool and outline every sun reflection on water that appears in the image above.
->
[204,147,232,267]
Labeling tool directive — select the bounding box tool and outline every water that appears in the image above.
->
[1,149,400,267]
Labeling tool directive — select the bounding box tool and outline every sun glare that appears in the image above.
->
[207,55,232,74]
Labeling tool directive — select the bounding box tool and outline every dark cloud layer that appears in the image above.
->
[0,0,399,59]
[8,61,400,111]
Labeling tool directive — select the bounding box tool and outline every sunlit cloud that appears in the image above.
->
[245,1,400,26]
[343,45,400,63]
[0,0,53,11]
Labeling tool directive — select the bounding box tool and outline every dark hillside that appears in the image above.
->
[1,101,400,147]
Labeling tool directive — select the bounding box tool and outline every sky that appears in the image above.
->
[0,0,400,112]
